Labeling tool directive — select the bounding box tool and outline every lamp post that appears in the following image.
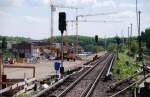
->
[138,11,142,61]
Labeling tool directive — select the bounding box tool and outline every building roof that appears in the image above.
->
[12,42,31,49]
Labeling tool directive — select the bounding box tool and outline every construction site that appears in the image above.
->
[1,0,150,97]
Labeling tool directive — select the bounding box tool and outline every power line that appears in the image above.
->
[67,20,123,23]
[49,1,81,44]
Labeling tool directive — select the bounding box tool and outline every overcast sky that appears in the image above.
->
[0,0,150,40]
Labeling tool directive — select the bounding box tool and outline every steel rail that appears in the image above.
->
[57,53,111,97]
[32,75,70,97]
[80,54,113,97]
[106,53,116,77]
[133,62,150,97]
[85,54,115,97]
[110,71,143,89]
[33,53,109,97]
[110,74,150,97]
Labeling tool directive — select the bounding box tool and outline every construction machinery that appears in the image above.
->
[48,1,119,60]
[48,0,80,61]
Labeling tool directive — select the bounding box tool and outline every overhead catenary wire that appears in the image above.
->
[49,0,81,44]
[74,12,121,54]
[67,20,123,23]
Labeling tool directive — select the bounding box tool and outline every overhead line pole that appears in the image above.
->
[128,26,130,51]
[49,0,81,46]
[50,4,54,45]
[75,12,118,54]
[75,9,79,56]
[138,11,142,61]
[121,30,125,48]
[76,16,78,55]
[130,23,132,49]
[136,0,139,32]
[130,24,132,38]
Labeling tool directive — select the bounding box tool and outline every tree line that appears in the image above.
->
[141,28,150,49]
[1,27,150,53]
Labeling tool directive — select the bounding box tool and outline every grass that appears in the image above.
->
[15,94,29,97]
[143,54,150,61]
[112,52,140,80]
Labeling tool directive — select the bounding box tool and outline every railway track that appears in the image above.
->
[85,54,116,97]
[56,53,114,97]
[107,62,150,97]
[33,53,111,97]
[41,67,91,96]
[133,61,150,97]
[109,74,150,97]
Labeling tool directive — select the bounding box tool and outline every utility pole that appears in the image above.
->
[61,32,64,65]
[75,8,79,57]
[128,26,130,51]
[121,30,125,48]
[130,23,132,49]
[136,0,139,30]
[50,4,55,44]
[67,19,121,55]
[138,11,142,61]
[49,0,80,46]
[76,16,79,55]
[130,24,132,38]
[75,12,117,55]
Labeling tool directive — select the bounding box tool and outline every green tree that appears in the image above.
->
[107,43,117,51]
[141,31,145,42]
[130,41,138,53]
[144,28,150,49]
[2,37,7,51]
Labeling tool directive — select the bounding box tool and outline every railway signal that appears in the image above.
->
[115,36,121,59]
[58,12,67,75]
[95,35,99,55]
[59,12,66,32]
[67,18,122,56]
[49,0,80,44]
[74,12,118,54]
[95,35,98,44]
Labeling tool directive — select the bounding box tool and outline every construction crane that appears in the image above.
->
[49,0,82,60]
[65,19,122,60]
[49,0,80,44]
[74,12,118,54]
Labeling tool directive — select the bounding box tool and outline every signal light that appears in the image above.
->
[59,12,66,33]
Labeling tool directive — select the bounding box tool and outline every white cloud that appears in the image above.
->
[0,0,51,7]
[23,16,42,23]
[65,0,79,6]
[113,11,135,18]
[42,0,51,6]
[65,0,97,6]
[118,3,135,8]
[81,0,97,4]
[11,0,25,7]
[94,0,116,8]
[0,10,10,16]
[0,0,149,39]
